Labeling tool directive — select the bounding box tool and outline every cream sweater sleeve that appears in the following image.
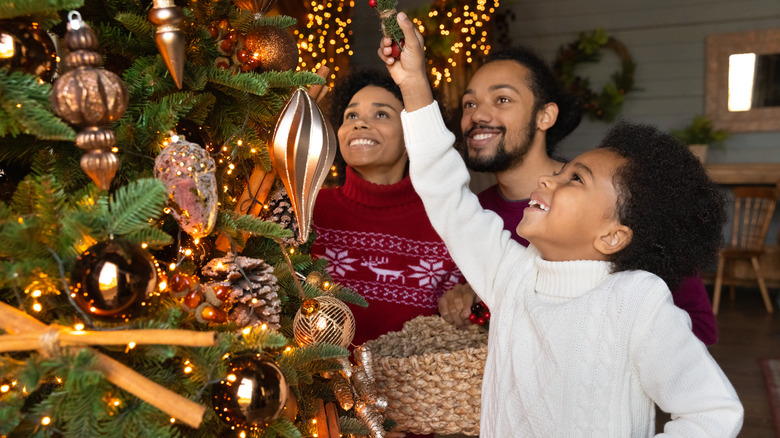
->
[631,276,743,437]
[400,102,532,309]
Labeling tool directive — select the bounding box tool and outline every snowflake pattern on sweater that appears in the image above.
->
[316,227,460,308]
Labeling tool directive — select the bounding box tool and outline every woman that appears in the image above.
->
[311,69,464,347]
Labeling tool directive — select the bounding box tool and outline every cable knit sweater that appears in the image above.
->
[311,166,463,346]
[401,103,743,437]
[477,186,718,345]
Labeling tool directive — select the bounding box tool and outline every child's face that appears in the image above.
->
[516,148,629,262]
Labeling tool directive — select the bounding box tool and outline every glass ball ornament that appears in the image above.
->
[0,18,57,82]
[243,26,298,72]
[70,239,157,321]
[293,296,355,348]
[211,354,289,429]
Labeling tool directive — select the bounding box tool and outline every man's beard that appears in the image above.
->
[462,118,536,172]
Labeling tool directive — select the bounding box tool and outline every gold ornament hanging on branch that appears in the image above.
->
[149,0,186,89]
[271,87,337,243]
[293,295,355,347]
[233,0,277,17]
[50,11,129,190]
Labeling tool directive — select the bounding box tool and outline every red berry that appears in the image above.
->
[468,313,478,323]
[369,0,377,7]
[236,49,250,64]
[183,288,204,309]
[201,305,228,323]
[208,24,220,39]
[477,317,486,325]
[245,57,261,70]
[226,30,239,43]
[483,311,491,319]
[219,38,235,54]
[218,18,230,31]
[216,60,230,70]
[390,39,405,58]
[169,273,196,295]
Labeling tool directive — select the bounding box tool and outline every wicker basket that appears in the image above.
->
[364,315,487,436]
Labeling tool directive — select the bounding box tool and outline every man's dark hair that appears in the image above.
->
[485,47,583,154]
[600,121,727,290]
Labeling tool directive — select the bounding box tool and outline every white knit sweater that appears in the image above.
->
[400,103,743,437]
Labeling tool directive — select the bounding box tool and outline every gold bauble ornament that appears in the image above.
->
[293,296,355,348]
[271,88,337,242]
[233,0,277,16]
[305,271,324,288]
[50,11,128,190]
[244,26,299,72]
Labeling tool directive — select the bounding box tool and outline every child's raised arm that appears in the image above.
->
[377,13,433,112]
[377,12,533,310]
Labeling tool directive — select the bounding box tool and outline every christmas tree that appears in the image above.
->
[0,0,390,436]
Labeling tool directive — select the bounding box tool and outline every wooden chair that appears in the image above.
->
[712,186,778,314]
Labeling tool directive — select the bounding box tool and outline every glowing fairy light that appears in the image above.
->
[295,0,352,85]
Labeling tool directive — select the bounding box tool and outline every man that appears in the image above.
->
[439,47,719,345]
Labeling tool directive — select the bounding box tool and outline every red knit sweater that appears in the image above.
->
[311,167,463,346]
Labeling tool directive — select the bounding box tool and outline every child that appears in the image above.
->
[378,13,743,437]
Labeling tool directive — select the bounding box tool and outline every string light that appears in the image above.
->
[294,0,352,86]
[414,0,500,88]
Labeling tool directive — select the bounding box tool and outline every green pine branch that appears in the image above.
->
[206,66,270,96]
[264,418,303,438]
[105,178,168,236]
[115,11,155,38]
[0,70,76,141]
[260,71,326,89]
[0,0,83,20]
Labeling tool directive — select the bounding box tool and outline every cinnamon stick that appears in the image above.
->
[0,329,216,353]
[0,301,207,428]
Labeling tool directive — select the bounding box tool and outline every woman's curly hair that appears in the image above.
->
[600,121,727,290]
[327,68,404,132]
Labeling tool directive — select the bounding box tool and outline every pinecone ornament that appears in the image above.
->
[261,184,301,245]
[201,254,281,329]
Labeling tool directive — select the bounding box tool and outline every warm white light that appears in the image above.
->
[728,53,756,112]
[0,33,14,58]
[98,262,119,292]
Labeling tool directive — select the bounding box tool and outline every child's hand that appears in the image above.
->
[377,12,433,112]
[439,283,478,329]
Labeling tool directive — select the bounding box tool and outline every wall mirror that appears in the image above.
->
[706,28,780,132]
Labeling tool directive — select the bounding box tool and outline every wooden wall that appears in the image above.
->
[348,0,780,245]
[350,0,780,162]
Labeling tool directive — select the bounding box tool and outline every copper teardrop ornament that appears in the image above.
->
[271,88,336,243]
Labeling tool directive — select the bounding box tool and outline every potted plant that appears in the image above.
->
[672,115,730,163]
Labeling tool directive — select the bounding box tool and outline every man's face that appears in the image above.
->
[460,60,538,172]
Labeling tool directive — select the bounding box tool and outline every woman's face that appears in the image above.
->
[337,85,407,185]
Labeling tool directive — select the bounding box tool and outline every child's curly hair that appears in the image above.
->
[599,121,727,290]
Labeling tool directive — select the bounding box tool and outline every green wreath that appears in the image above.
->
[553,29,636,122]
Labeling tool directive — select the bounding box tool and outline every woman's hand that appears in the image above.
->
[439,283,478,329]
[377,12,433,112]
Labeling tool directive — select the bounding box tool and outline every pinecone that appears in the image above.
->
[201,254,281,329]
[261,183,301,245]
